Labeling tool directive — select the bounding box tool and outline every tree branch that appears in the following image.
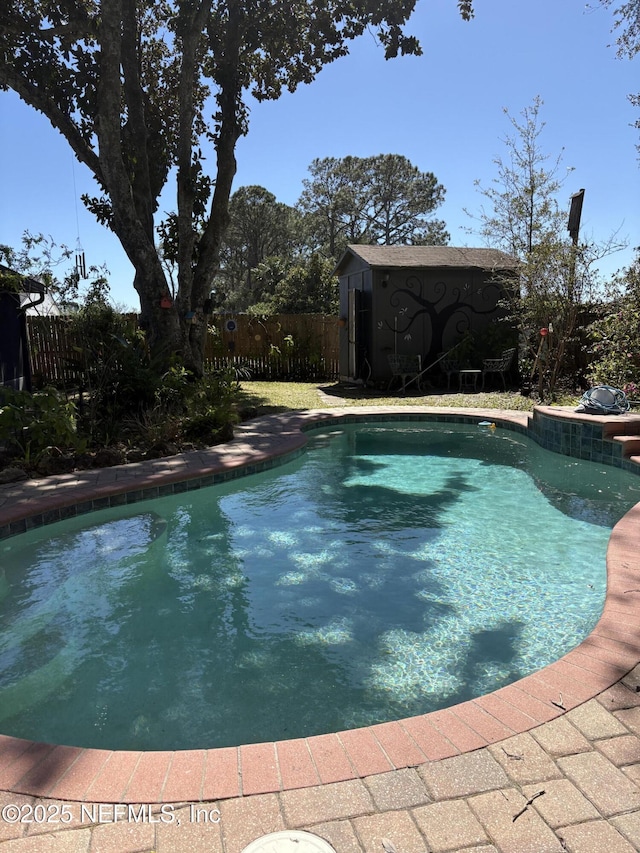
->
[176,0,213,311]
[0,65,103,182]
[96,0,162,281]
[194,0,244,298]
[121,0,154,236]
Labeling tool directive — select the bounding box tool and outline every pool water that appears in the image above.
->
[1,422,639,751]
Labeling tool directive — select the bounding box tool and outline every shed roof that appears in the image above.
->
[335,245,518,273]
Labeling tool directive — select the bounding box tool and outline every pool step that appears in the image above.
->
[600,416,640,461]
[610,434,640,458]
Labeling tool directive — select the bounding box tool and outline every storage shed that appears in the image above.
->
[335,245,518,385]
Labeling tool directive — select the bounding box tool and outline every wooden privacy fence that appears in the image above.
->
[27,314,86,389]
[206,314,339,380]
[26,313,139,389]
[26,313,340,387]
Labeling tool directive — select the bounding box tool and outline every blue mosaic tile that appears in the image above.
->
[108,492,129,506]
[194,475,216,488]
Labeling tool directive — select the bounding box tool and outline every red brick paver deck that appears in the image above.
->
[2,405,640,852]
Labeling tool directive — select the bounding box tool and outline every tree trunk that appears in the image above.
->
[134,270,182,368]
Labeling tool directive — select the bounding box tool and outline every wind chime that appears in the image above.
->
[72,156,88,280]
[75,239,87,280]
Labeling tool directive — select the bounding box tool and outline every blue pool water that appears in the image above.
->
[1,422,639,751]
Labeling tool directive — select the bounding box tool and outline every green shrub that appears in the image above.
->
[124,365,241,447]
[0,387,82,464]
[181,367,240,441]
[587,254,640,395]
[68,302,158,442]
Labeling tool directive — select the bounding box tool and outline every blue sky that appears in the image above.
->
[1,0,638,310]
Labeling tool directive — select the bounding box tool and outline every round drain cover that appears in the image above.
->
[241,830,337,853]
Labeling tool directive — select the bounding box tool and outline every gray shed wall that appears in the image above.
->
[339,262,512,384]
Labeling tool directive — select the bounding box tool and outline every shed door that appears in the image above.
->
[348,287,360,379]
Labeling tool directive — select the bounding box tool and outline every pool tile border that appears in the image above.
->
[1,405,640,805]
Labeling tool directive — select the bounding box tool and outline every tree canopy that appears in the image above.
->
[468,97,624,396]
[213,152,448,312]
[215,185,299,309]
[298,154,448,258]
[467,97,566,263]
[0,0,474,373]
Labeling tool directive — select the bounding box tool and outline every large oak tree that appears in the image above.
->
[0,0,474,373]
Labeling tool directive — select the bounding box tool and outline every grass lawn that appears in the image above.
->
[237,381,580,416]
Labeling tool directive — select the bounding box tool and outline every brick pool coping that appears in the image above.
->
[1,404,640,806]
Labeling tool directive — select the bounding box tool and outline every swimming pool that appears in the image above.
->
[1,421,639,751]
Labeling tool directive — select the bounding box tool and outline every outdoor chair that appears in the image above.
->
[438,353,460,390]
[481,347,516,390]
[387,354,422,393]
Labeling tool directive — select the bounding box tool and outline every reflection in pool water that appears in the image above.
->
[1,423,639,750]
